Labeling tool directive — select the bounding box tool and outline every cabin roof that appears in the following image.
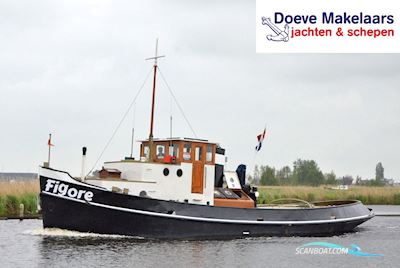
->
[139,137,217,145]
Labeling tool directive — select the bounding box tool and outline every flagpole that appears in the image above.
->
[253,125,267,184]
[252,148,257,184]
[48,133,52,167]
[253,129,259,184]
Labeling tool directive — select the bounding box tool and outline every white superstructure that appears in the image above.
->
[86,138,221,205]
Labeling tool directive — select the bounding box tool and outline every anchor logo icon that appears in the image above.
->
[262,17,289,42]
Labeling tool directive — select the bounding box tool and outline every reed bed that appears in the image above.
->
[257,185,400,205]
[0,181,40,217]
[0,181,39,196]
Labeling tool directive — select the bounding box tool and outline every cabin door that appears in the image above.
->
[191,144,205,194]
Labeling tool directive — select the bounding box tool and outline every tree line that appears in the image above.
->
[249,159,388,187]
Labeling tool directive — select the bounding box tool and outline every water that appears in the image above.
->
[1,206,399,268]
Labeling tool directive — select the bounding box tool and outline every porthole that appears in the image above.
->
[177,169,183,177]
[163,168,169,176]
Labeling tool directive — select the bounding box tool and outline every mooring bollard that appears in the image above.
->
[19,203,24,221]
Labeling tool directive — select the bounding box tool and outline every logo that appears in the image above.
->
[296,242,383,257]
[262,17,289,42]
[256,0,400,53]
[44,179,94,202]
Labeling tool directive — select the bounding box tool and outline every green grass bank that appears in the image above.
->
[257,185,400,205]
[0,181,39,217]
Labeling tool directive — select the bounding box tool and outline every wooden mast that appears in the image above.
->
[146,39,165,162]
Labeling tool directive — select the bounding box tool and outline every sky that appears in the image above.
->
[0,0,399,181]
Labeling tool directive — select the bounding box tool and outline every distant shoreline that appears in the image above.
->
[0,172,38,181]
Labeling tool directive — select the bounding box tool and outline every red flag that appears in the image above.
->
[48,136,54,146]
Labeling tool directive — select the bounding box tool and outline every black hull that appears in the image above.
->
[40,193,370,239]
[39,168,374,239]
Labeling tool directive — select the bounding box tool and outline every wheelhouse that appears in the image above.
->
[140,138,216,195]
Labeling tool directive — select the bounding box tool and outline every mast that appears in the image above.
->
[47,133,53,167]
[145,39,165,162]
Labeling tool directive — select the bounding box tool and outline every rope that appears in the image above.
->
[86,67,153,176]
[157,67,198,138]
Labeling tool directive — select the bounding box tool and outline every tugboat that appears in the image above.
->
[39,42,374,239]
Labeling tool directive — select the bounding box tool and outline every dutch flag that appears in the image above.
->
[255,128,266,152]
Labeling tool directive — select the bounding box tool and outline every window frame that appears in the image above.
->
[205,144,215,164]
[182,142,193,162]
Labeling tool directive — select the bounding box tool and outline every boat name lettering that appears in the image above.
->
[44,179,94,201]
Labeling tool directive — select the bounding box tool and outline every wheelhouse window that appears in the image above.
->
[195,146,203,161]
[169,143,179,158]
[183,143,191,161]
[156,144,166,159]
[143,145,150,160]
[206,144,213,162]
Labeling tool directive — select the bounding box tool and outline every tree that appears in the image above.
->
[259,165,278,185]
[253,165,260,184]
[341,175,353,185]
[324,171,337,185]
[276,166,291,185]
[292,159,325,186]
[247,175,254,184]
[361,179,384,187]
[375,162,384,182]
[355,175,362,185]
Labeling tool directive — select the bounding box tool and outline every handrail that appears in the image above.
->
[266,198,314,208]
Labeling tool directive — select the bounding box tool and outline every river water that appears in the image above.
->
[1,206,399,268]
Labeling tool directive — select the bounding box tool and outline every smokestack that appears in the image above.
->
[81,147,87,181]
